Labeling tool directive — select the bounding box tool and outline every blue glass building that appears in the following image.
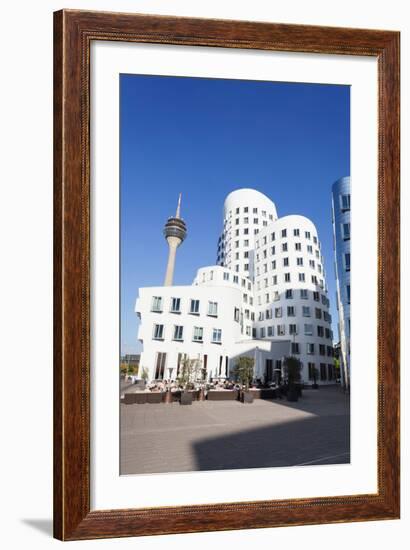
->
[332,177,351,389]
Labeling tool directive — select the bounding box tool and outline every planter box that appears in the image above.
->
[180,392,193,405]
[249,389,277,400]
[241,391,254,404]
[286,388,299,402]
[146,392,163,404]
[207,390,239,401]
[134,393,147,404]
[123,393,137,405]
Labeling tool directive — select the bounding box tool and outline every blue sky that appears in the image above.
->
[120,74,350,355]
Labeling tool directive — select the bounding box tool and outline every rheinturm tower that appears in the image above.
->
[163,194,187,286]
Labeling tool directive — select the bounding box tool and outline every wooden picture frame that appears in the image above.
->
[53,9,400,540]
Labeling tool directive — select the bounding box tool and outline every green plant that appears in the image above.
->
[233,356,254,391]
[140,367,149,382]
[283,356,302,386]
[178,357,202,390]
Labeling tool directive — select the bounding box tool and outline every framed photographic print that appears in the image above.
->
[54,9,400,540]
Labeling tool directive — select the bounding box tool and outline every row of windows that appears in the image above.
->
[308,363,336,381]
[151,297,219,317]
[254,271,325,288]
[256,229,319,248]
[258,305,332,323]
[232,206,274,218]
[257,322,332,340]
[254,288,329,306]
[153,324,222,344]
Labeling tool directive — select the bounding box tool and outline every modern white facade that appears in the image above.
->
[332,176,351,389]
[136,188,336,384]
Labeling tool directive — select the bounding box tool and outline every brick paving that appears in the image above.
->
[120,386,350,475]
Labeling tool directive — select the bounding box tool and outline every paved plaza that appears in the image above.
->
[120,386,350,475]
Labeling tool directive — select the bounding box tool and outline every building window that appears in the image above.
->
[297,257,303,266]
[275,307,282,318]
[341,193,351,211]
[312,275,318,284]
[342,222,351,240]
[212,328,222,343]
[295,242,302,251]
[267,326,274,337]
[258,311,264,321]
[192,326,203,342]
[319,344,326,356]
[273,291,280,301]
[317,326,324,337]
[285,289,293,299]
[300,289,308,299]
[282,243,288,252]
[299,273,306,282]
[234,307,240,322]
[304,324,313,335]
[244,217,249,224]
[307,362,316,380]
[190,299,200,314]
[244,228,249,235]
[266,308,272,319]
[244,263,249,271]
[309,259,315,268]
[315,308,322,319]
[320,363,327,380]
[235,218,239,225]
[265,293,270,303]
[305,231,311,239]
[153,324,164,340]
[281,229,287,238]
[271,260,276,270]
[173,325,184,341]
[328,364,334,380]
[254,218,259,224]
[302,306,311,317]
[208,301,218,316]
[233,275,239,283]
[307,343,315,355]
[223,272,229,281]
[284,273,291,282]
[289,323,298,335]
[154,352,167,380]
[283,257,289,267]
[294,229,300,237]
[291,342,300,354]
[346,284,351,304]
[277,324,286,335]
[344,252,351,271]
[271,246,276,255]
[313,236,318,244]
[307,245,313,254]
[287,306,296,317]
[253,207,258,214]
[244,240,249,247]
[244,207,249,213]
[170,297,181,313]
[271,232,275,241]
[151,296,163,312]
[260,327,266,338]
[313,291,320,302]
[272,275,278,285]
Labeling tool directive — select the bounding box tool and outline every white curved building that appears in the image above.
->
[136,188,335,384]
[217,188,278,280]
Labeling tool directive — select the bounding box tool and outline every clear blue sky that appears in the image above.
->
[120,74,350,355]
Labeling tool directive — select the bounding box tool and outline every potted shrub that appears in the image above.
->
[178,357,201,405]
[234,356,255,403]
[140,366,149,386]
[283,356,302,402]
[311,366,319,389]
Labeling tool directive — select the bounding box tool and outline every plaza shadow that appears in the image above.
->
[192,413,350,471]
